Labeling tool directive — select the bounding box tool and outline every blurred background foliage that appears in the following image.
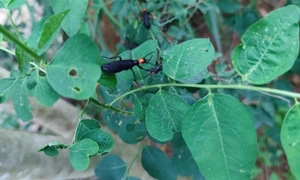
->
[0,0,299,179]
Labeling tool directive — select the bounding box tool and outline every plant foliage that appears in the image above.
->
[0,0,299,179]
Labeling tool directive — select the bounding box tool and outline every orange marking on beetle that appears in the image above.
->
[138,58,145,64]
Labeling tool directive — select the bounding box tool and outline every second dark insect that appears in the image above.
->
[141,8,151,29]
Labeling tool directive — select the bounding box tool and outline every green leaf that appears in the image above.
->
[38,142,69,156]
[15,46,32,73]
[98,56,117,87]
[69,138,99,171]
[81,129,114,154]
[146,90,190,141]
[26,71,38,90]
[26,17,48,49]
[94,154,127,180]
[162,38,215,81]
[118,40,158,83]
[172,146,199,177]
[232,5,300,84]
[281,104,300,179]
[182,94,257,180]
[12,78,33,121]
[7,0,26,10]
[0,0,9,8]
[35,10,69,54]
[134,96,146,119]
[141,146,177,180]
[75,119,100,142]
[34,74,60,106]
[125,176,141,180]
[171,133,199,176]
[0,77,20,103]
[49,0,89,37]
[47,34,101,100]
[118,119,147,144]
[175,0,196,5]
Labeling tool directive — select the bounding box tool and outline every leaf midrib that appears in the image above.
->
[209,95,230,179]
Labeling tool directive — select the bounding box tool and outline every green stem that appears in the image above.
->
[72,99,91,143]
[0,25,42,62]
[90,97,134,116]
[100,1,125,30]
[0,46,15,55]
[109,83,300,105]
[29,62,47,74]
[125,142,146,177]
[7,10,22,40]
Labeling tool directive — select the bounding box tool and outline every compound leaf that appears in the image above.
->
[182,94,257,180]
[232,5,300,84]
[81,129,114,154]
[69,138,99,171]
[75,119,100,142]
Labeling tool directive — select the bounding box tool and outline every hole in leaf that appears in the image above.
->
[205,49,209,52]
[73,87,81,93]
[38,70,46,77]
[69,69,77,77]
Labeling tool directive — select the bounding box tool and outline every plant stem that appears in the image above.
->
[125,142,146,178]
[29,62,47,74]
[90,97,134,116]
[99,1,125,30]
[109,83,300,105]
[72,99,91,143]
[0,25,42,62]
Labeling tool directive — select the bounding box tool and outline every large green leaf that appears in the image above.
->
[117,40,158,84]
[47,34,101,100]
[49,0,89,37]
[162,38,215,81]
[232,5,300,84]
[142,146,177,180]
[146,90,190,142]
[95,154,127,180]
[281,104,300,179]
[69,138,99,171]
[182,94,257,180]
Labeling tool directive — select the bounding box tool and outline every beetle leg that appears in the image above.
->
[103,56,122,61]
